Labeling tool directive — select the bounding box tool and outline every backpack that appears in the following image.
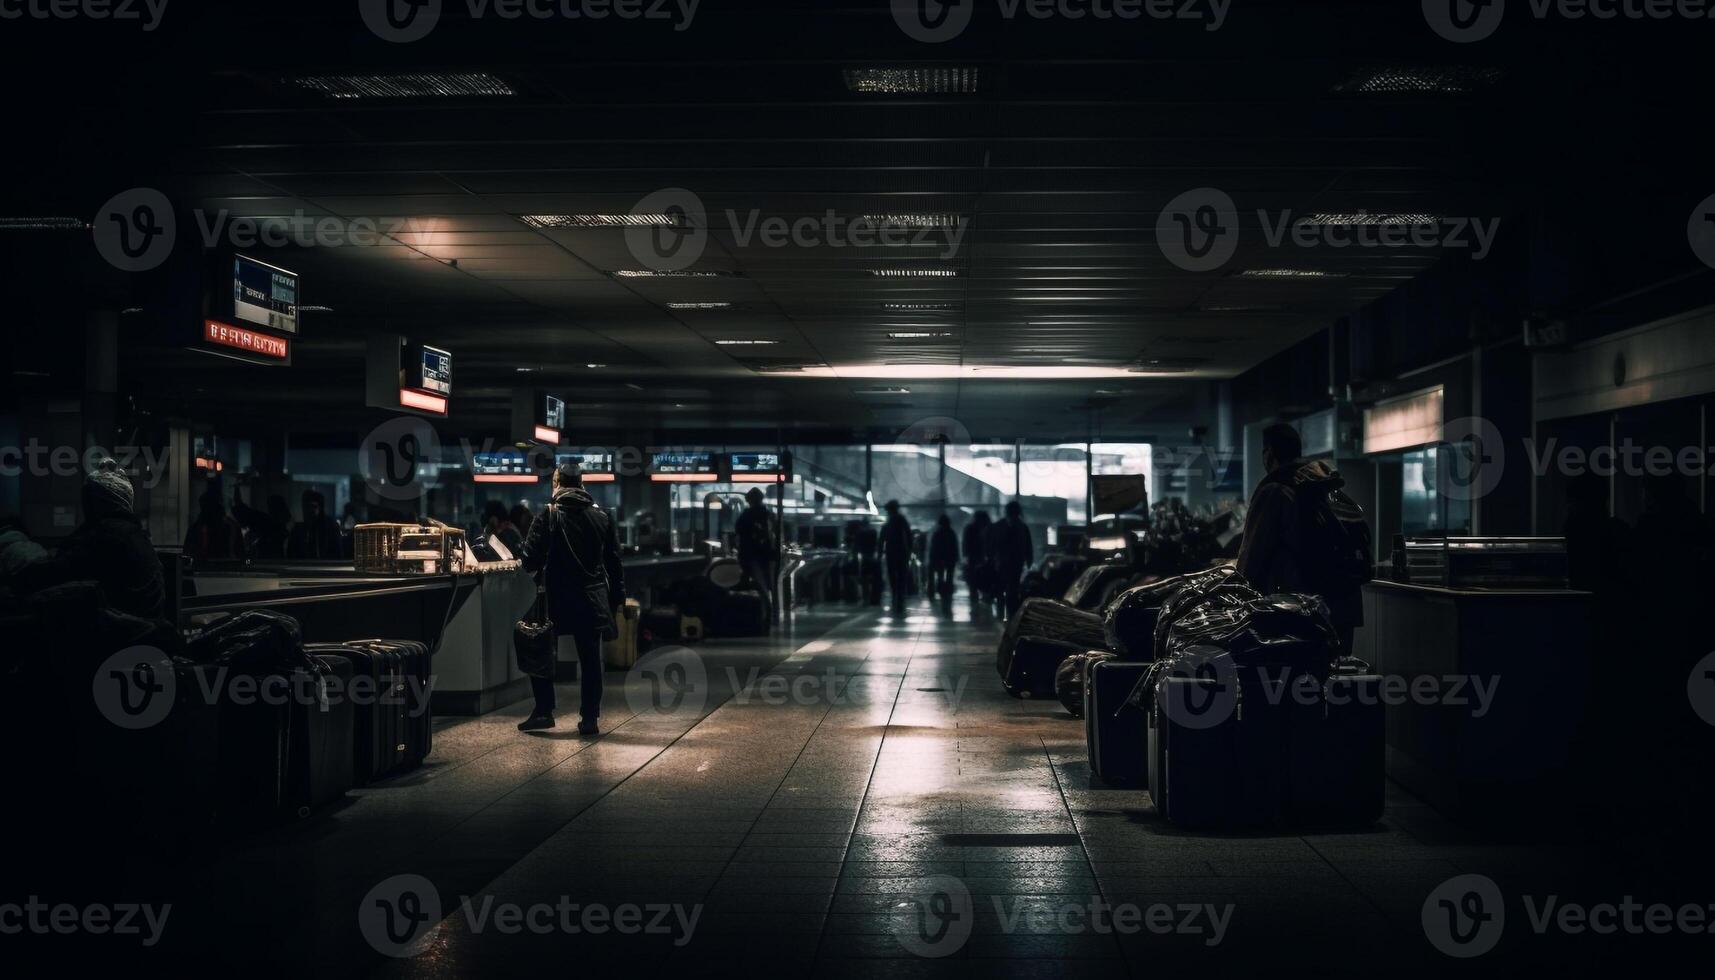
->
[1291,473,1374,597]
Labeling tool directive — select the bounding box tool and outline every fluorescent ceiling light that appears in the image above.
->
[881,302,957,311]
[613,270,732,278]
[861,213,964,228]
[854,387,912,395]
[888,331,957,340]
[1336,65,1504,95]
[714,339,778,346]
[520,214,683,228]
[666,302,731,310]
[1235,268,1347,279]
[286,72,516,99]
[0,216,88,230]
[585,363,606,368]
[792,365,1193,380]
[843,67,980,95]
[1199,304,1279,312]
[298,305,335,313]
[1295,212,1442,227]
[869,268,958,278]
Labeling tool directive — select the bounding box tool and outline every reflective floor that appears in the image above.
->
[58,598,1706,977]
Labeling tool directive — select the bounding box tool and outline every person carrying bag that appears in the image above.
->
[516,460,627,734]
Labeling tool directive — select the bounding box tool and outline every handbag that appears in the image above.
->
[513,582,555,679]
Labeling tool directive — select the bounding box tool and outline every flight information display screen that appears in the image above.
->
[473,452,533,476]
[415,345,453,395]
[555,451,613,474]
[651,451,714,474]
[729,452,783,473]
[231,255,299,334]
[542,395,566,430]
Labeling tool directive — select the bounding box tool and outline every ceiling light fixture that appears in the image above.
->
[861,213,964,228]
[869,268,958,278]
[881,302,957,311]
[1295,212,1442,227]
[665,301,732,310]
[792,365,1192,380]
[585,363,606,368]
[520,214,683,229]
[843,67,980,95]
[1335,65,1504,95]
[613,270,733,278]
[0,216,88,230]
[854,387,912,395]
[1235,268,1347,279]
[887,331,957,340]
[285,72,516,99]
[714,339,779,346]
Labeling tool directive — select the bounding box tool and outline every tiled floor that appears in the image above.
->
[56,598,1710,976]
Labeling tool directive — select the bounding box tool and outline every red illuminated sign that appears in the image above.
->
[204,319,290,360]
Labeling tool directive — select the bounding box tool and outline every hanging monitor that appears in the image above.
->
[650,450,717,482]
[555,450,616,483]
[728,451,792,483]
[230,255,299,335]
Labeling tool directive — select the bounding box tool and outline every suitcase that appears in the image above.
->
[997,599,1107,682]
[308,642,406,784]
[604,599,642,668]
[216,660,353,820]
[1150,666,1383,829]
[1001,636,1083,699]
[715,590,769,638]
[298,656,357,812]
[1085,659,1156,786]
[351,639,434,775]
[642,605,682,646]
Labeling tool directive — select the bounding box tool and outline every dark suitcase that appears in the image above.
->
[298,656,357,812]
[1150,666,1382,829]
[997,599,1106,683]
[715,590,770,638]
[351,639,434,775]
[1001,636,1083,699]
[1086,659,1156,786]
[309,642,406,784]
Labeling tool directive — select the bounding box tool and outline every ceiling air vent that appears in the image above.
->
[1294,213,1441,227]
[1335,65,1503,95]
[843,67,980,95]
[285,72,517,100]
[869,268,958,278]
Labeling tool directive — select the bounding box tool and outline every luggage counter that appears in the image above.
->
[185,555,707,717]
[1355,580,1594,824]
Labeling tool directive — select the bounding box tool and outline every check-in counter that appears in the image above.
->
[1355,580,1594,824]
[184,554,712,716]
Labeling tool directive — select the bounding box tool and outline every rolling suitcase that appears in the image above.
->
[351,639,434,775]
[1150,667,1288,829]
[716,589,770,637]
[308,642,406,784]
[1286,672,1385,827]
[1001,636,1084,699]
[997,599,1106,684]
[1085,659,1156,786]
[296,656,357,813]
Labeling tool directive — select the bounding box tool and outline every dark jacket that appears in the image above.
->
[521,487,626,631]
[879,514,912,568]
[1237,459,1364,628]
[987,517,1034,577]
[929,525,959,567]
[288,515,343,560]
[17,511,165,622]
[961,521,989,565]
[734,504,776,563]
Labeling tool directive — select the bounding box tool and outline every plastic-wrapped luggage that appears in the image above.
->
[998,598,1107,670]
[185,609,308,673]
[1162,593,1338,672]
[1063,561,1136,611]
[1055,651,1112,717]
[1149,565,1252,661]
[1101,574,1190,658]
